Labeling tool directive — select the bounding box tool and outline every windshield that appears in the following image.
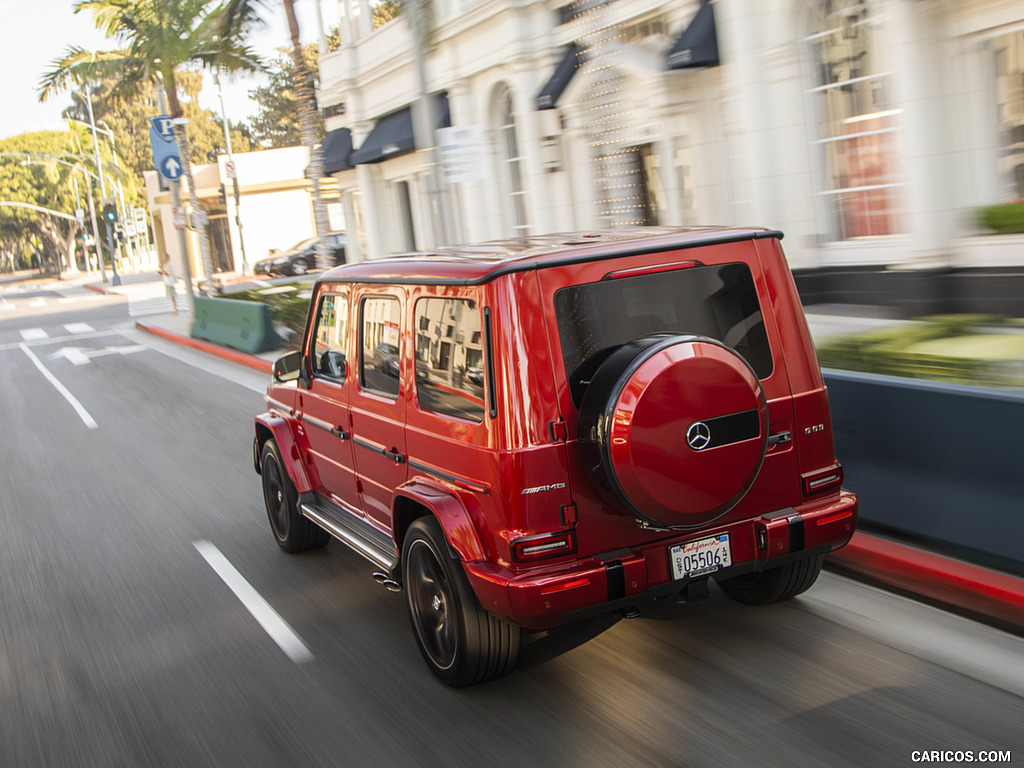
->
[282,237,318,255]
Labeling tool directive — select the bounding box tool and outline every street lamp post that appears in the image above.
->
[212,70,249,274]
[72,89,121,286]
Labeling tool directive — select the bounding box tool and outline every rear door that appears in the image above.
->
[349,289,408,533]
[299,288,363,514]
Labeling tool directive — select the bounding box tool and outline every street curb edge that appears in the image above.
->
[135,320,273,374]
[826,531,1024,633]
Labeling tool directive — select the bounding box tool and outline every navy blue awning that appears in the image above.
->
[322,127,354,173]
[536,43,582,110]
[351,93,451,165]
[667,1,719,69]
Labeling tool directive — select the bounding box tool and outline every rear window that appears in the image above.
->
[554,263,773,406]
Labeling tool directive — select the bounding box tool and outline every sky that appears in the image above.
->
[0,0,323,142]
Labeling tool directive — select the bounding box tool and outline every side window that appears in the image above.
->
[360,296,401,398]
[311,292,348,380]
[414,298,485,422]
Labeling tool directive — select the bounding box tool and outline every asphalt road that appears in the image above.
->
[1,281,1022,768]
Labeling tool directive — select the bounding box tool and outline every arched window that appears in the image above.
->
[495,86,529,236]
[804,0,904,239]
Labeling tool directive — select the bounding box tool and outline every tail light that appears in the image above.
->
[511,530,577,563]
[802,464,844,497]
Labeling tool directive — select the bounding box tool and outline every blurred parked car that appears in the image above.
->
[253,232,346,276]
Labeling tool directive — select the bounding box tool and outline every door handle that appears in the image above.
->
[384,449,406,464]
[767,430,792,447]
[332,427,349,440]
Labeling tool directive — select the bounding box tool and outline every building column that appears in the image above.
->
[512,66,552,235]
[356,163,383,259]
[448,79,490,244]
[887,0,953,265]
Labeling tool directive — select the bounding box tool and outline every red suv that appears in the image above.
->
[254,227,857,686]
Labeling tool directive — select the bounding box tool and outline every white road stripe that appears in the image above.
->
[64,322,95,334]
[20,328,49,341]
[58,298,77,305]
[28,298,46,308]
[193,540,314,664]
[18,343,98,429]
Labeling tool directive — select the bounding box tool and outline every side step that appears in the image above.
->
[299,495,397,572]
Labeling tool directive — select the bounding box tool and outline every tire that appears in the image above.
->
[714,553,824,605]
[260,439,329,552]
[402,517,520,687]
[291,257,309,275]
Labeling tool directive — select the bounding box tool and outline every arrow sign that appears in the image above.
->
[160,154,183,181]
[150,114,182,180]
[49,345,146,366]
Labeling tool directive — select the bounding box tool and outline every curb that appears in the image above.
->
[132,318,1024,634]
[826,531,1024,634]
[135,320,273,374]
[84,283,109,295]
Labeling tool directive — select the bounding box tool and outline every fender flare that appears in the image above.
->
[394,478,487,563]
[254,412,313,494]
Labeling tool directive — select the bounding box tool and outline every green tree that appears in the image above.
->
[247,37,337,148]
[61,73,253,197]
[39,0,263,289]
[0,131,106,274]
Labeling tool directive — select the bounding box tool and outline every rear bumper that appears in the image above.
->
[464,490,858,628]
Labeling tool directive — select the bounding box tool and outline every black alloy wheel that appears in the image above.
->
[260,439,329,552]
[402,517,520,687]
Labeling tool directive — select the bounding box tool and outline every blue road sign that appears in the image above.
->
[159,154,183,181]
[149,114,182,181]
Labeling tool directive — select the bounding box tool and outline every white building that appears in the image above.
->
[315,0,1024,314]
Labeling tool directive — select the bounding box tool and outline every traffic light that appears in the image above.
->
[103,201,118,224]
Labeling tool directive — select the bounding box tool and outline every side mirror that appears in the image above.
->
[272,351,303,383]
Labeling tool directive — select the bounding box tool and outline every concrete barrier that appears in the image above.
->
[190,295,283,354]
[825,369,1024,574]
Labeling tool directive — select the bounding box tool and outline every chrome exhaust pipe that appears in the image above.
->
[372,572,403,592]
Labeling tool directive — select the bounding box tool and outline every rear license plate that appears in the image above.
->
[670,534,731,580]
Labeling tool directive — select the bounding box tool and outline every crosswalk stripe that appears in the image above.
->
[58,298,77,305]
[20,328,49,341]
[28,298,46,308]
[64,323,95,334]
[128,297,174,318]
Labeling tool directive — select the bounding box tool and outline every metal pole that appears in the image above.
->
[72,91,114,284]
[157,85,195,309]
[213,71,249,274]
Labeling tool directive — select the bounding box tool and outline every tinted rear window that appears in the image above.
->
[554,263,773,406]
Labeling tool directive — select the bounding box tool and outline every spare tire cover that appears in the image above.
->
[577,334,768,529]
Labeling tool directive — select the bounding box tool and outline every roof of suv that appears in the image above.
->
[320,226,783,286]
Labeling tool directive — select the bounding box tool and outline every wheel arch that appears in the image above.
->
[393,479,487,564]
[254,414,313,494]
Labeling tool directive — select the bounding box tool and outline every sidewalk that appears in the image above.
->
[37,271,1024,634]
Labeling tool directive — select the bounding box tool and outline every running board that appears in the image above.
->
[299,497,397,572]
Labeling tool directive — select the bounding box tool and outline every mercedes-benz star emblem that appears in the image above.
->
[686,421,711,451]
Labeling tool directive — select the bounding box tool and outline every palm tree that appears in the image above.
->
[221,0,332,269]
[39,0,262,290]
